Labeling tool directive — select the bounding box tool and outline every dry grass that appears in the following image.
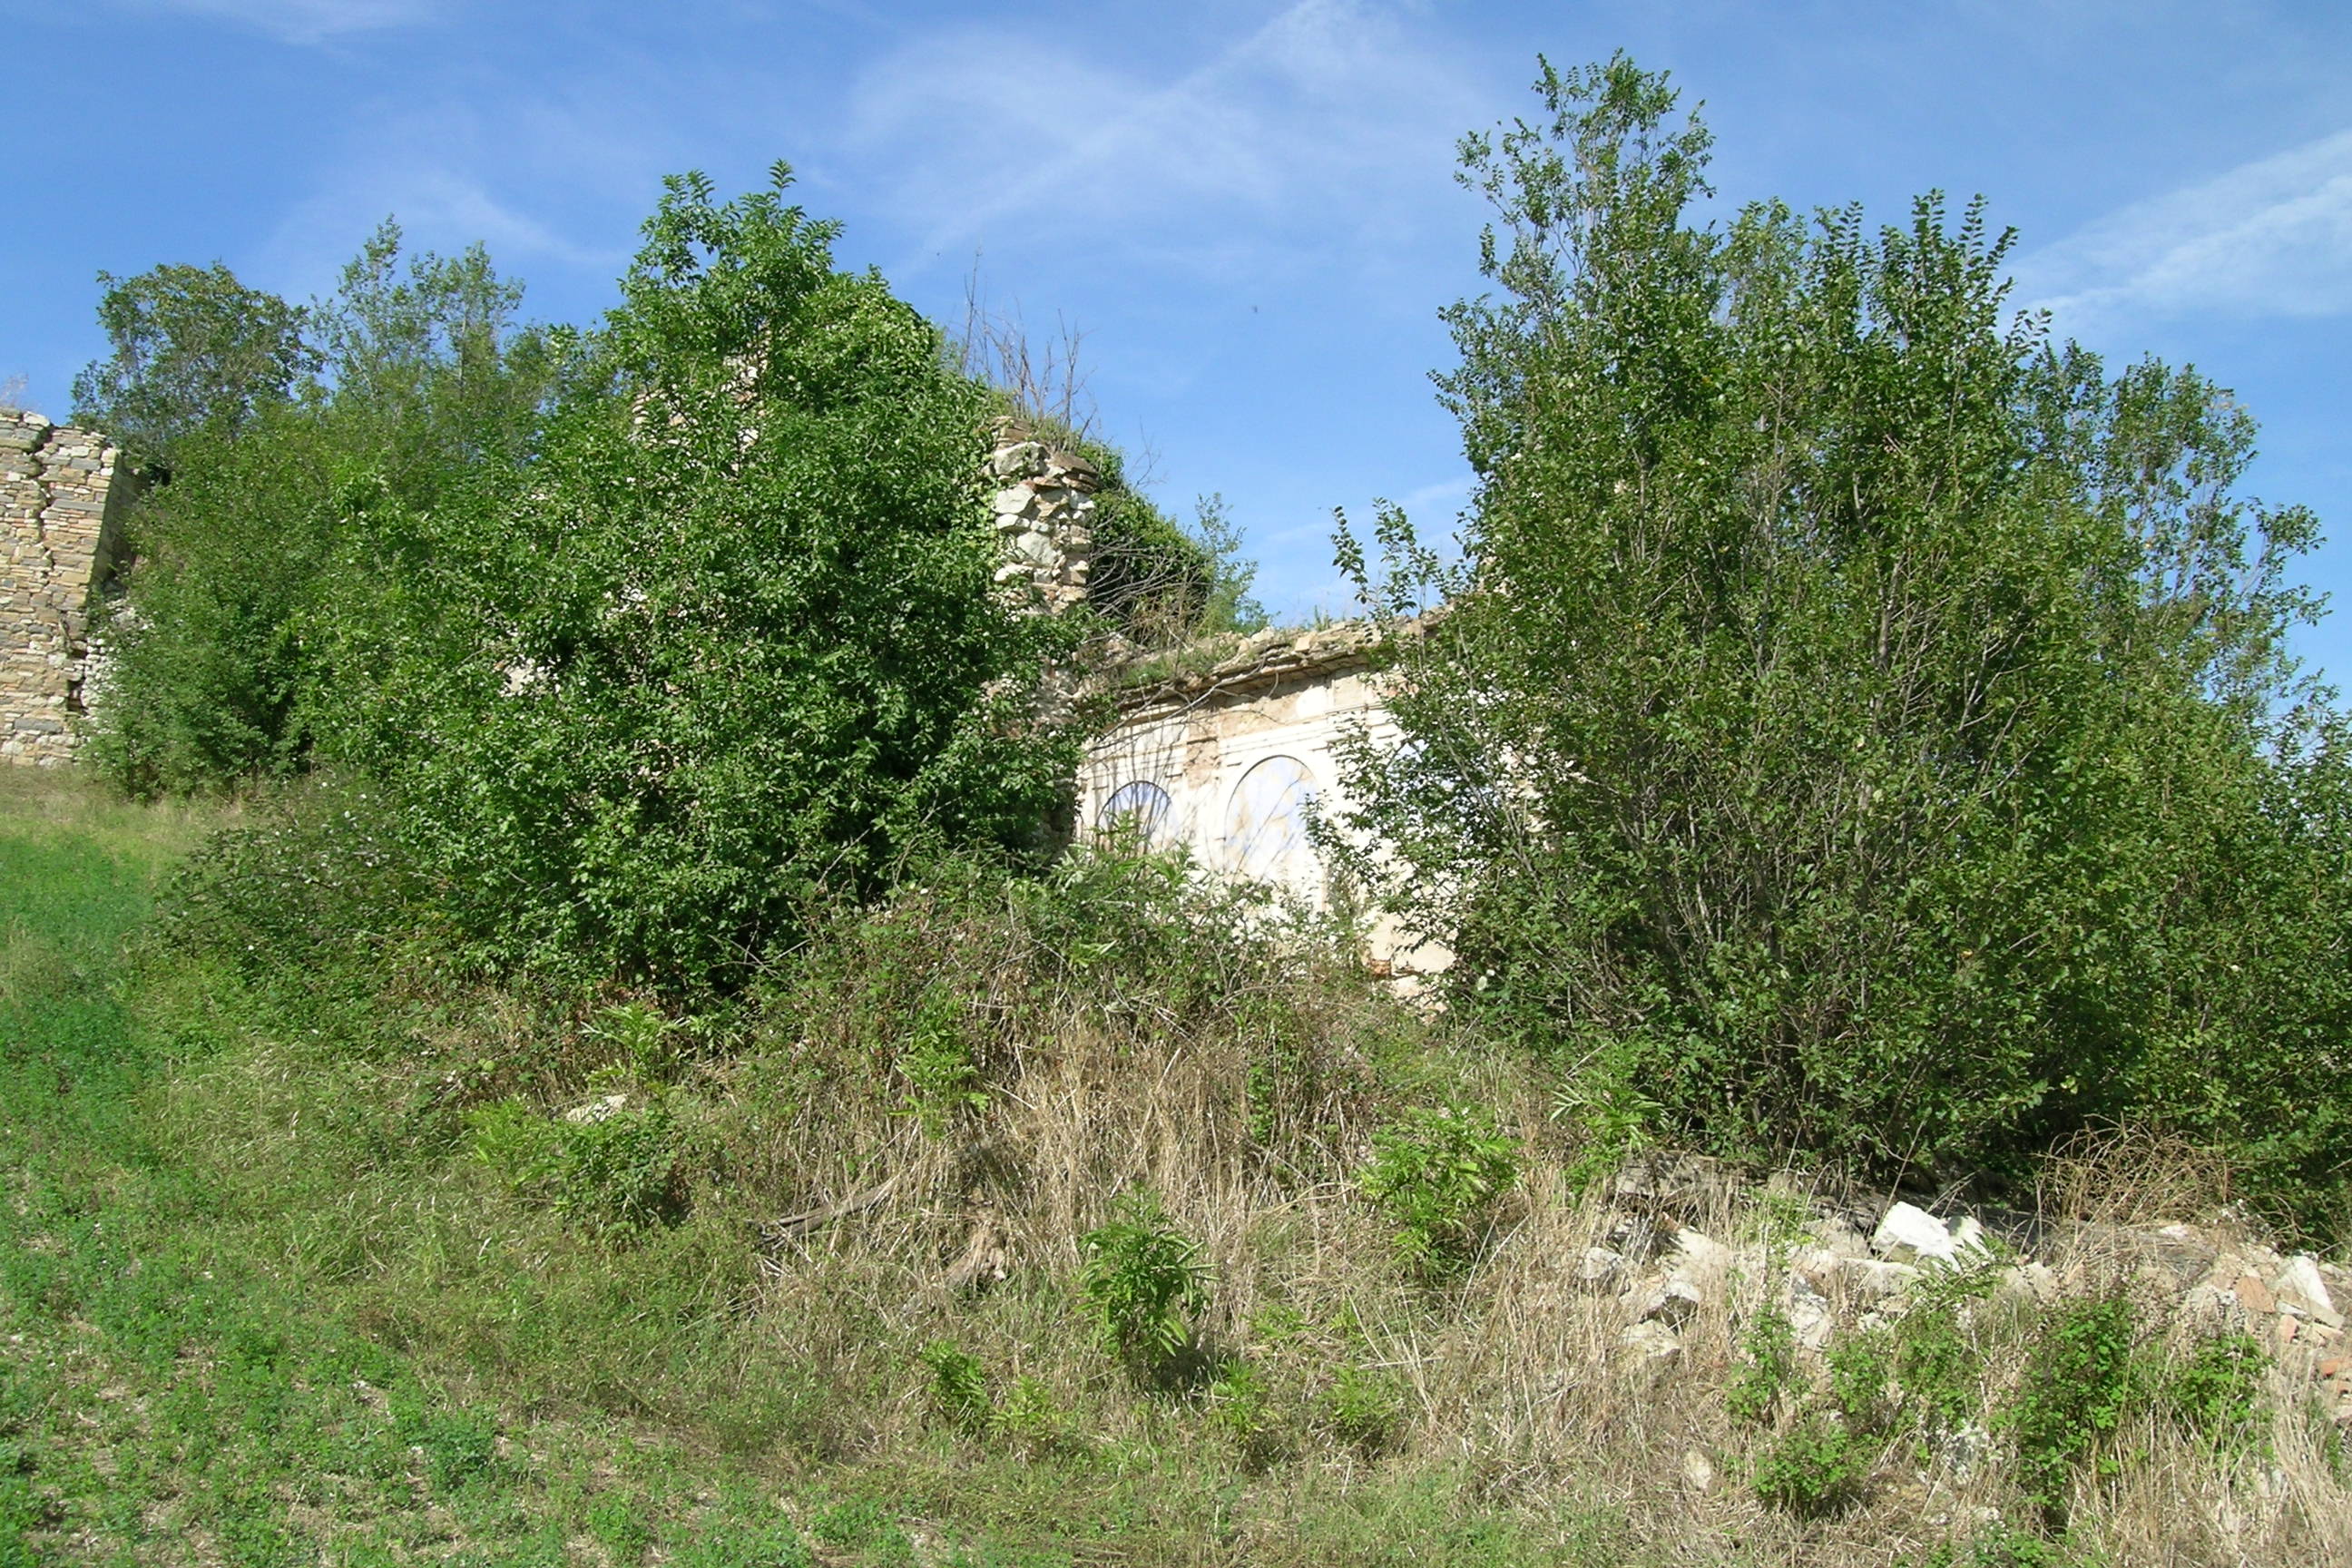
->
[655,945,2352,1564]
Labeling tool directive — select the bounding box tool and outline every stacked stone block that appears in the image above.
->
[987,421,1096,612]
[1,411,129,766]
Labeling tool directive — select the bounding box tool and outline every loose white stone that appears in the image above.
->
[1574,1246,1626,1288]
[1788,1276,1836,1350]
[1871,1201,1988,1264]
[2278,1255,2343,1327]
[1631,1277,1705,1327]
[1620,1320,1681,1362]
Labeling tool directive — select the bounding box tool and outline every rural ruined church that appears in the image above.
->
[0,411,1436,973]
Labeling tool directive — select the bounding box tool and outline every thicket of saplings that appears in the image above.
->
[48,58,2351,1566]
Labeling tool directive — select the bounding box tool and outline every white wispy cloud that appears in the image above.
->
[250,91,642,304]
[1397,472,1475,510]
[2014,126,2352,331]
[837,0,1486,287]
[261,169,625,302]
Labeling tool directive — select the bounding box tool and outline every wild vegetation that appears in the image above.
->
[1333,56,2352,1238]
[5,49,2346,1568]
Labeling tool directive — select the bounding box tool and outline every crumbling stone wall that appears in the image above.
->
[1,412,129,766]
[987,420,1096,612]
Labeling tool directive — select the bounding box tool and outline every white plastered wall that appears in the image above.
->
[1080,662,1450,977]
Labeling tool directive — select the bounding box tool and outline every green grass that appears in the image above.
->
[0,775,1599,1566]
[0,778,828,1564]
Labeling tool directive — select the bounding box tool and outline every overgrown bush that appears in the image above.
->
[316,169,1081,992]
[1078,1189,1212,1387]
[1333,54,2352,1236]
[84,229,554,795]
[1085,484,1266,646]
[1357,1103,1521,1279]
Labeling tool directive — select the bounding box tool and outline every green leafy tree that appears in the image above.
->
[86,230,552,794]
[1333,56,2349,1231]
[330,167,1081,990]
[72,261,316,470]
[309,220,558,485]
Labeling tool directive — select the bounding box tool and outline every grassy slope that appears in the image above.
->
[0,779,829,1565]
[0,777,1546,1567]
[1,772,2343,1567]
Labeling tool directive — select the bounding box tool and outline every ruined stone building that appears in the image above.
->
[1076,623,1443,975]
[1,411,1436,970]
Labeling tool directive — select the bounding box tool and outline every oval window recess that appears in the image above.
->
[1225,755,1318,889]
[1099,779,1174,846]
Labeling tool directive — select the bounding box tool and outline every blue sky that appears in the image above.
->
[7,1,2351,679]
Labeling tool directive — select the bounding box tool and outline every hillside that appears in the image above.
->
[2,770,2347,1565]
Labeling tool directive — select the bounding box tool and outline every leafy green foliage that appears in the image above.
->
[918,1340,993,1435]
[2160,1330,2267,1455]
[590,998,692,1086]
[809,1497,913,1559]
[1205,1359,1285,1466]
[328,169,1078,991]
[1895,1263,2003,1445]
[1745,1313,1897,1515]
[1906,1524,2103,1568]
[1727,1303,1798,1425]
[1323,1364,1406,1454]
[2005,1295,2144,1527]
[389,1393,502,1490]
[895,981,988,1134]
[87,173,1080,996]
[72,260,317,470]
[1087,484,1267,645]
[1078,1189,1211,1384]
[669,1514,812,1568]
[469,1095,692,1238]
[1332,54,2352,1232]
[85,227,553,796]
[1827,1328,1896,1438]
[551,1101,693,1237]
[1357,1104,1521,1279]
[986,1375,1083,1459]
[1751,1411,1874,1519]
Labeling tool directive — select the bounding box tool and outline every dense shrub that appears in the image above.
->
[1334,55,2352,1235]
[311,172,1083,991]
[83,229,554,794]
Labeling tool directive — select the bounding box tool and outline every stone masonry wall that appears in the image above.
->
[1,411,130,766]
[987,420,1096,612]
